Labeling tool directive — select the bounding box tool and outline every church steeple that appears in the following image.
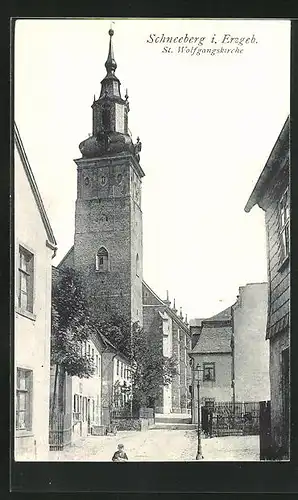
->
[100,27,121,99]
[78,25,144,162]
[105,27,117,75]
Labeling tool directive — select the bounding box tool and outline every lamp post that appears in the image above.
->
[194,364,204,460]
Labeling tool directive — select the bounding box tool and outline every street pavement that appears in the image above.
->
[48,429,260,462]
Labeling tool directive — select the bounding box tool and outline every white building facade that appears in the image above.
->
[14,124,57,460]
[112,354,132,408]
[71,336,102,440]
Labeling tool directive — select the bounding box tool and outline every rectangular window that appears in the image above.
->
[92,348,94,360]
[98,356,101,377]
[80,395,82,417]
[117,360,119,375]
[88,344,91,357]
[95,354,99,375]
[203,362,215,382]
[279,188,290,261]
[18,246,34,313]
[204,398,215,409]
[16,368,33,431]
[92,400,95,421]
[84,397,87,420]
[121,363,123,378]
[83,341,87,357]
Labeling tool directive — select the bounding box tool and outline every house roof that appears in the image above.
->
[15,122,57,253]
[244,115,289,213]
[204,305,232,322]
[191,324,232,354]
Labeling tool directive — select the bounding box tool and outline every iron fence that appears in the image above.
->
[201,401,260,437]
[49,411,72,450]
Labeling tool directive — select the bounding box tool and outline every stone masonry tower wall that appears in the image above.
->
[74,155,143,326]
[73,28,144,327]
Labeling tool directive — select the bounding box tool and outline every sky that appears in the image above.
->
[14,19,290,319]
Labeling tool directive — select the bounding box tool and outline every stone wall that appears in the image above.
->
[111,417,154,431]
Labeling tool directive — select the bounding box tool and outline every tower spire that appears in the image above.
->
[105,24,117,75]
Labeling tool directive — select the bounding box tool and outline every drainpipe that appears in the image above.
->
[231,304,236,415]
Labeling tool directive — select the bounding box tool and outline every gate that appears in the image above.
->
[49,411,72,450]
[202,401,260,437]
[259,400,272,460]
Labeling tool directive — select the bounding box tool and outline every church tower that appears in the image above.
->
[74,28,144,327]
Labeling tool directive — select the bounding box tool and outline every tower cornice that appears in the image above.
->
[74,153,145,179]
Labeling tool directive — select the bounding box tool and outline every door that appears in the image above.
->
[87,398,91,434]
[282,347,290,456]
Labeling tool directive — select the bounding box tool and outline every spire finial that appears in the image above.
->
[166,290,169,301]
[172,298,177,314]
[105,22,117,74]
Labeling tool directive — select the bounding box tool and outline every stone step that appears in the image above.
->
[155,417,192,424]
[152,423,197,430]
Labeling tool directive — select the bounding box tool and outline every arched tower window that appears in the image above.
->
[96,247,109,272]
[136,253,140,277]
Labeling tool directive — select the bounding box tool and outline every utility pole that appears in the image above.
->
[196,377,203,460]
[193,364,204,460]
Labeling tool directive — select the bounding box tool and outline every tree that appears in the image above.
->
[130,322,178,409]
[51,267,95,415]
[96,312,132,359]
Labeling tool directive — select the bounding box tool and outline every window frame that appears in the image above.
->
[95,246,109,272]
[17,245,35,318]
[136,253,140,277]
[95,354,99,375]
[279,187,290,264]
[203,362,216,382]
[16,368,33,433]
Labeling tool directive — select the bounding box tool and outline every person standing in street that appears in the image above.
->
[112,443,128,462]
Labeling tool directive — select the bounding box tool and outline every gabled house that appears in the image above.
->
[189,307,233,422]
[143,282,192,414]
[245,116,290,459]
[189,283,270,424]
[14,123,57,460]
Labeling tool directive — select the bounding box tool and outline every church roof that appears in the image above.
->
[15,122,57,253]
[57,245,74,269]
[142,280,190,333]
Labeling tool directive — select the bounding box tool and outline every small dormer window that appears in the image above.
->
[96,247,109,272]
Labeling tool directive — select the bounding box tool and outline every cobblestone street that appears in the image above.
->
[48,429,260,462]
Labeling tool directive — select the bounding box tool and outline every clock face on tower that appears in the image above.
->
[100,175,107,186]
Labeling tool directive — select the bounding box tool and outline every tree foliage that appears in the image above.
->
[96,313,132,359]
[51,267,95,378]
[130,322,178,409]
